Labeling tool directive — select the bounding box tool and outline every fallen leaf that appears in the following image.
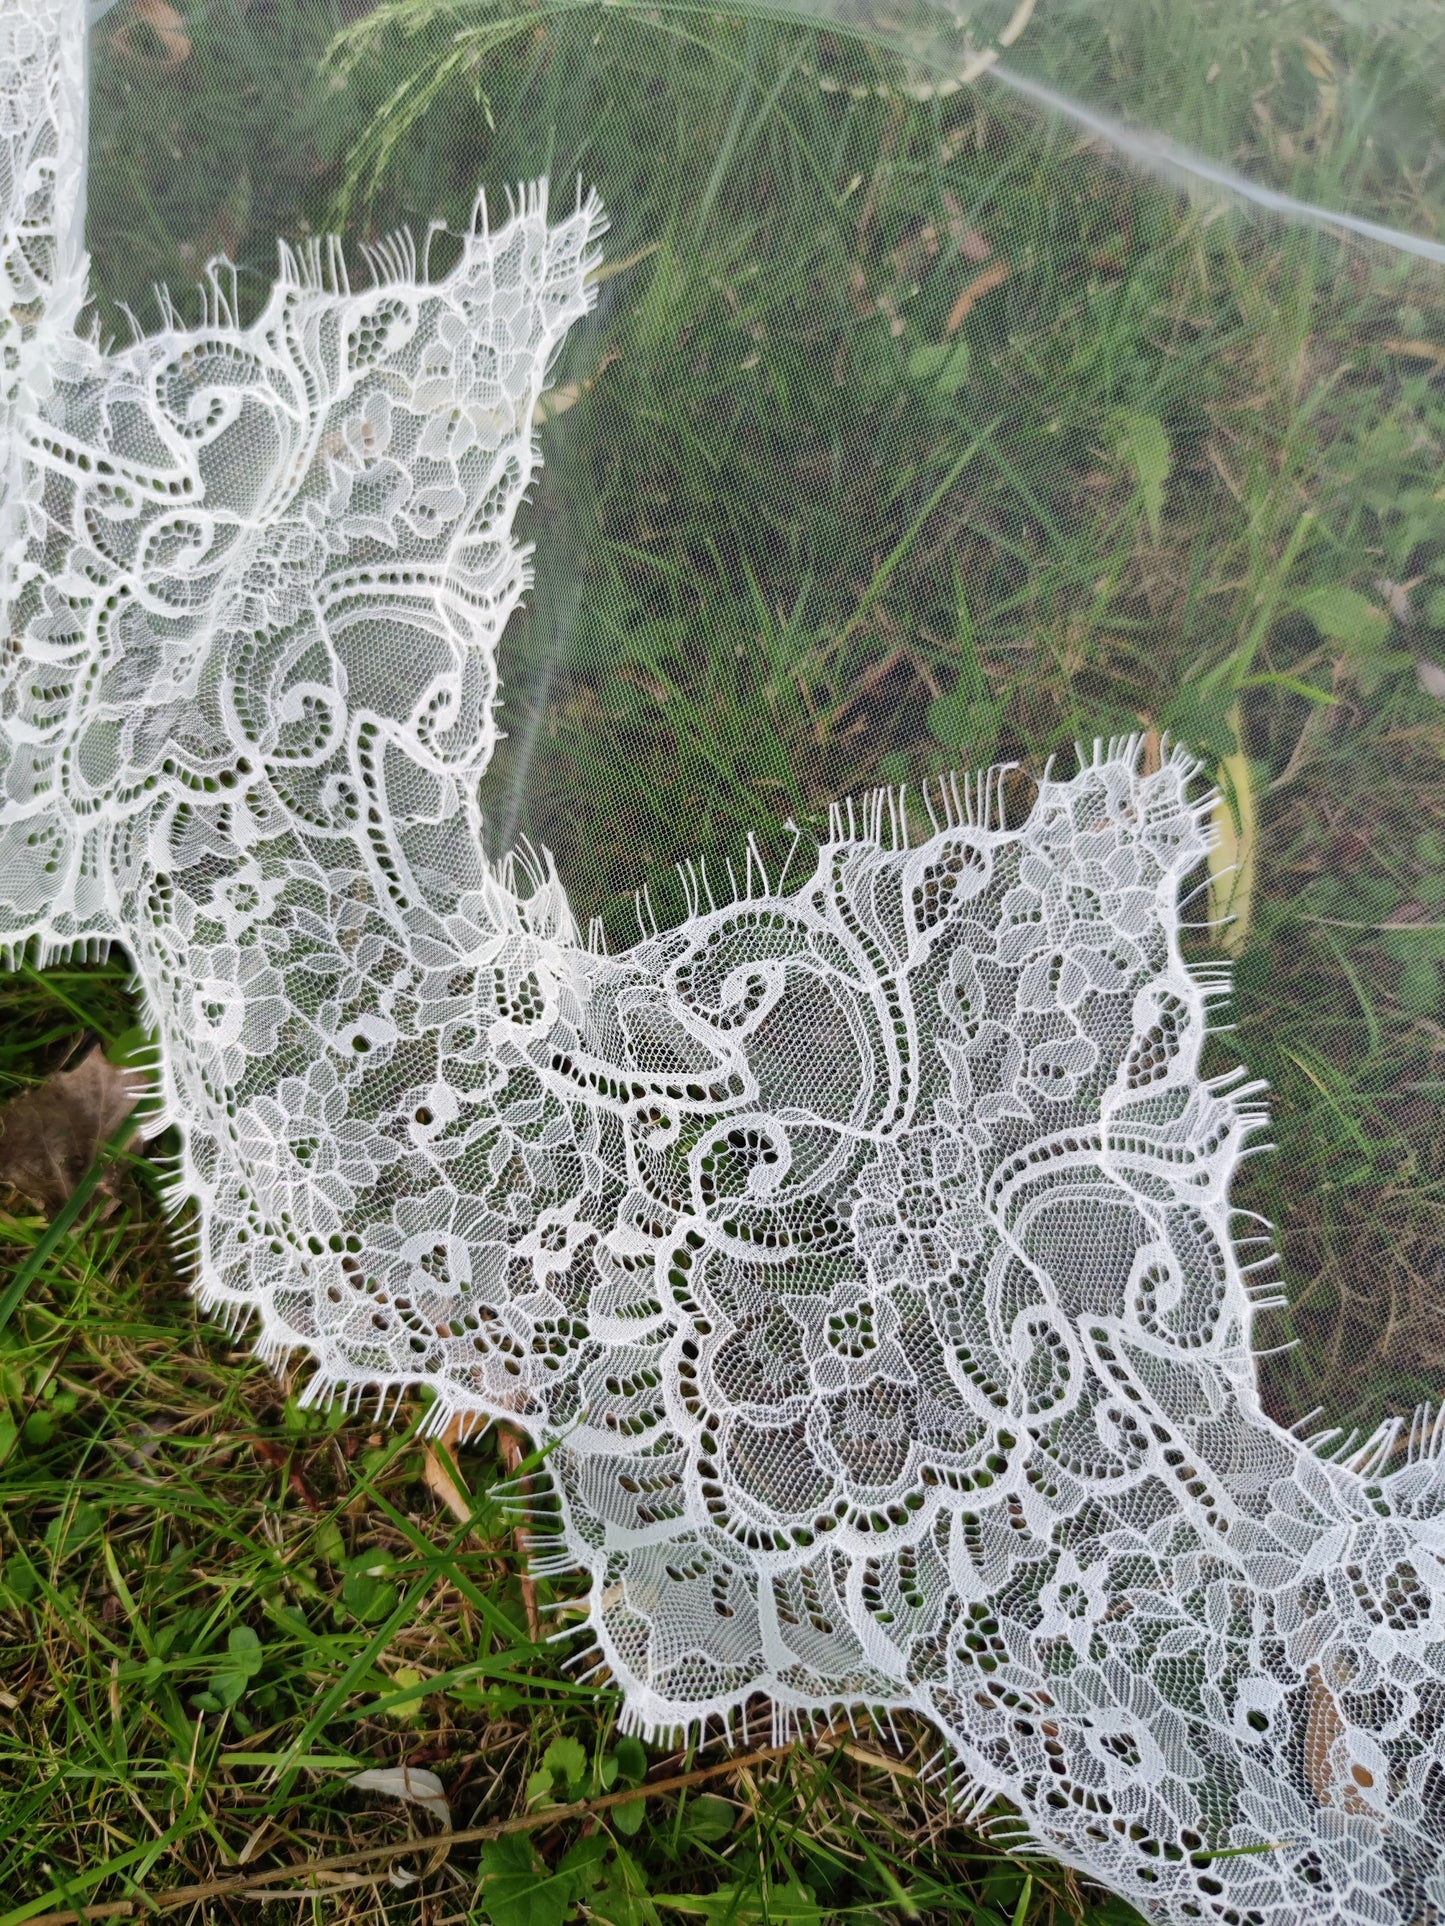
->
[111,0,191,69]
[237,1819,275,1866]
[423,1439,474,1527]
[350,1765,452,1883]
[0,1045,149,1217]
[945,259,1009,335]
[350,1764,446,1810]
[350,1765,450,1822]
[1416,659,1445,700]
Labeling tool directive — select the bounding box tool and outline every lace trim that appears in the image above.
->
[4,8,1445,1921]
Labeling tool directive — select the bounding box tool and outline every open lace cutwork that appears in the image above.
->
[6,6,1445,1921]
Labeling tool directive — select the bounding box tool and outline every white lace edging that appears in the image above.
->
[6,8,1445,1923]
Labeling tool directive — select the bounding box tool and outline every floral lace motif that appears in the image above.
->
[5,7,1445,1922]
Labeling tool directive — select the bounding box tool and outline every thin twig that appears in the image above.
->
[20,1743,806,1924]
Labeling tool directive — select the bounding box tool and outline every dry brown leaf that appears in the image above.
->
[236,1820,276,1867]
[422,1441,474,1527]
[945,259,1009,335]
[111,0,192,69]
[0,1044,148,1217]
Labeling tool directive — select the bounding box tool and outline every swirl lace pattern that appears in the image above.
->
[6,7,1445,1922]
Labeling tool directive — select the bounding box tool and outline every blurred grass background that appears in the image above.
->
[4,0,1445,1915]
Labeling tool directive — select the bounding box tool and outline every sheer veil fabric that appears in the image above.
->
[6,3,1445,1920]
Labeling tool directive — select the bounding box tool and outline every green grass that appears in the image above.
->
[5,0,1445,1915]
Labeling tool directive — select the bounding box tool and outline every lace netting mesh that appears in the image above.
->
[6,4,1445,1922]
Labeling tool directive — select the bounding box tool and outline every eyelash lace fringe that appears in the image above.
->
[5,6,1445,1920]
